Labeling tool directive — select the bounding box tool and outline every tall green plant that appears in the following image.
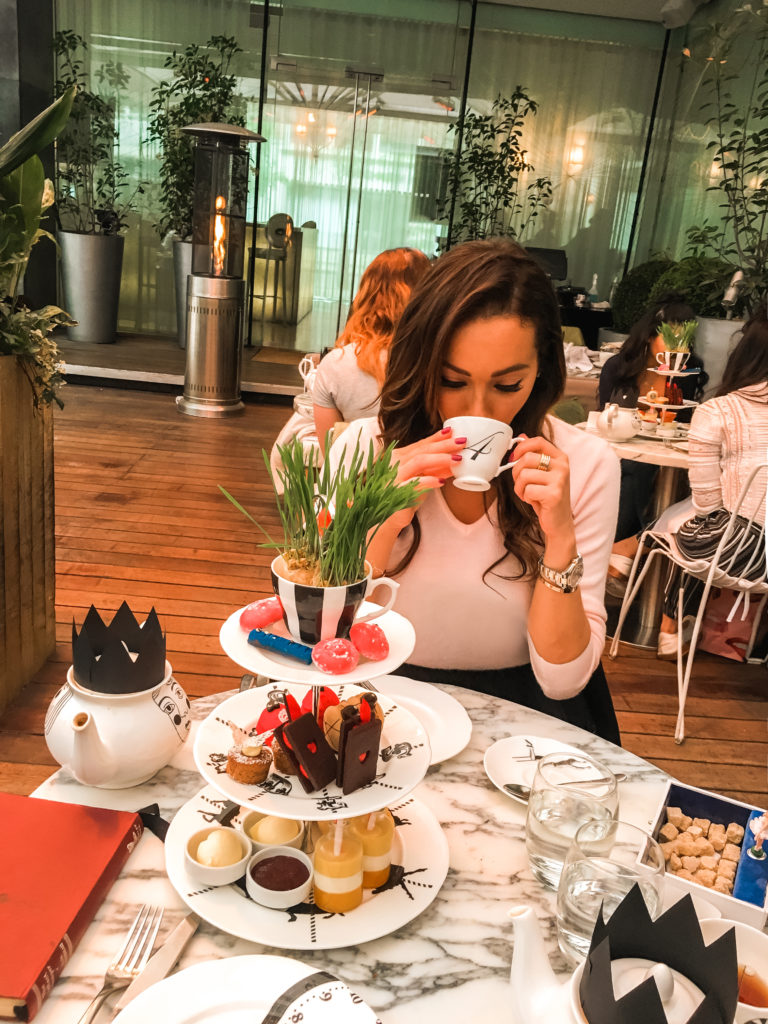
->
[146,35,246,241]
[0,88,75,407]
[439,89,553,249]
[53,31,141,235]
[681,6,768,314]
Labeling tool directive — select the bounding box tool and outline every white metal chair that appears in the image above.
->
[609,461,768,744]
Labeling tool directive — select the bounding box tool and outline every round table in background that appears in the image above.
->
[33,684,668,1024]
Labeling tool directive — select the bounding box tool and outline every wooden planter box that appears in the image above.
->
[0,356,55,717]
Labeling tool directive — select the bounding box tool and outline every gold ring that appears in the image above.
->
[537,453,551,472]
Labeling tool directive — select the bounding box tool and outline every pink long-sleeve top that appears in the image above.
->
[329,416,620,698]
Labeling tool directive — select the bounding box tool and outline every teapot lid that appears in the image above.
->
[611,959,705,1024]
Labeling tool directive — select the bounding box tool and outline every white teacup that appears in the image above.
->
[443,416,522,492]
[656,350,690,372]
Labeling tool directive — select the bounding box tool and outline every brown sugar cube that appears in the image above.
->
[681,856,701,873]
[709,831,727,852]
[679,814,693,831]
[725,823,744,845]
[674,869,696,882]
[693,818,711,833]
[660,822,680,843]
[708,822,726,837]
[722,842,741,863]
[676,838,698,857]
[669,852,683,872]
[667,806,686,829]
[687,825,704,839]
[696,868,717,887]
[717,859,737,880]
[693,838,715,857]
[700,855,719,871]
[713,876,733,894]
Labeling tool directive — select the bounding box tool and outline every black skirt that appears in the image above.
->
[398,661,621,746]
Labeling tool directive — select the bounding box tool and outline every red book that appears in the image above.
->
[0,793,143,1022]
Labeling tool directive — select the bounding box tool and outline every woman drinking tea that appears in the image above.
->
[330,239,621,742]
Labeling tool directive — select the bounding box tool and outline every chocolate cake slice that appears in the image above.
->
[273,712,337,793]
[336,705,382,794]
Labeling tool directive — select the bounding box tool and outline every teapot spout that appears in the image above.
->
[508,905,564,1020]
[69,711,118,787]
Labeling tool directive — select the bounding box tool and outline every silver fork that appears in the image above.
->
[77,904,163,1024]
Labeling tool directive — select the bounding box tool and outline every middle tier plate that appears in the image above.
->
[193,682,431,819]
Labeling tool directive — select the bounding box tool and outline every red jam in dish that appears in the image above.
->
[250,854,309,891]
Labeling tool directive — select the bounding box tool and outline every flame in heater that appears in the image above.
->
[213,195,226,275]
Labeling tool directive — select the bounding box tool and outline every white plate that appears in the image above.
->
[483,734,586,804]
[115,954,378,1023]
[193,683,431,820]
[373,675,472,765]
[220,602,416,685]
[653,367,700,377]
[165,786,449,950]
[637,397,698,411]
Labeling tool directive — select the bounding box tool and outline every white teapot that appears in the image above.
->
[596,403,638,442]
[44,662,191,789]
[508,905,711,1024]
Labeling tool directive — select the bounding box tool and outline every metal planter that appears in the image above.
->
[59,232,124,344]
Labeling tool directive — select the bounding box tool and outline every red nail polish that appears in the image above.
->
[454,436,467,445]
[452,453,463,462]
[441,427,451,435]
[438,478,447,484]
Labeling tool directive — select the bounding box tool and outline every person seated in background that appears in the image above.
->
[597,294,707,596]
[312,247,430,453]
[329,238,621,743]
[651,302,768,658]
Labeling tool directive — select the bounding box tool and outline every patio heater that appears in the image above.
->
[176,122,264,417]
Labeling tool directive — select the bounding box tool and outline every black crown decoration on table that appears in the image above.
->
[72,602,166,693]
[579,885,738,1024]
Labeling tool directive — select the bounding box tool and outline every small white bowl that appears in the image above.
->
[241,811,305,853]
[185,826,251,887]
[699,917,768,1023]
[245,846,313,909]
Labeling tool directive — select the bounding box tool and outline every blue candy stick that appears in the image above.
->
[248,628,314,665]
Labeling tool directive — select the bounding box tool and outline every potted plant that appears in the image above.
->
[0,86,74,714]
[657,319,698,372]
[438,89,553,250]
[221,436,422,645]
[53,30,143,343]
[655,5,768,389]
[146,35,245,347]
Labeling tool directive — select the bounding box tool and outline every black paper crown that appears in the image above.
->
[579,885,738,1024]
[72,601,166,693]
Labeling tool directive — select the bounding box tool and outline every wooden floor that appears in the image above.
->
[1,385,766,806]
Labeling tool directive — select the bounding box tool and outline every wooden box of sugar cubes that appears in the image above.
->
[649,781,768,927]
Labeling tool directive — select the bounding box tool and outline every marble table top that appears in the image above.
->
[33,683,670,1024]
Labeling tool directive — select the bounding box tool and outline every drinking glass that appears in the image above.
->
[556,818,665,964]
[524,752,619,889]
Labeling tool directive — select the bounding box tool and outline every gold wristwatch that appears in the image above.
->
[537,553,584,594]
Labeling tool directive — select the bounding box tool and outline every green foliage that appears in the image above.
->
[610,258,673,332]
[221,437,423,588]
[680,7,768,314]
[658,319,697,352]
[146,35,246,241]
[0,90,75,408]
[438,89,553,249]
[648,255,734,318]
[53,31,142,235]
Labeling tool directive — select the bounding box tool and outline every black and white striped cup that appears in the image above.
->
[271,555,399,645]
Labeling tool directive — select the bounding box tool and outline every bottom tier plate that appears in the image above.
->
[165,785,449,950]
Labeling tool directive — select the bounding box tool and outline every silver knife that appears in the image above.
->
[112,912,199,1014]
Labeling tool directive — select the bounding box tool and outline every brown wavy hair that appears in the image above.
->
[379,238,565,581]
[335,247,430,384]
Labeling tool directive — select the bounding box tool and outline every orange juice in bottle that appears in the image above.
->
[313,824,363,912]
[348,810,395,888]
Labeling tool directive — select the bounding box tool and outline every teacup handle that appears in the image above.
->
[359,576,400,623]
[494,434,525,477]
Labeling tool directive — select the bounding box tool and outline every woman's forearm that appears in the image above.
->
[527,531,591,666]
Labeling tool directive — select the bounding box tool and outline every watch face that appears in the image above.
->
[567,557,584,587]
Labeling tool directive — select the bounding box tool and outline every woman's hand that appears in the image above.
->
[511,435,575,548]
[386,427,466,530]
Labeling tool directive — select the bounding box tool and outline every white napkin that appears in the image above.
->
[563,343,596,376]
[261,971,382,1024]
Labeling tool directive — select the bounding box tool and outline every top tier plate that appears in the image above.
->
[220,601,416,685]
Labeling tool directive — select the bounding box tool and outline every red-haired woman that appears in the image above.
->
[313,247,430,453]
